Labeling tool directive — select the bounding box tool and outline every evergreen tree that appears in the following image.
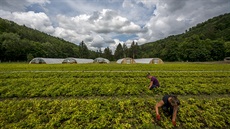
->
[224,41,230,57]
[79,41,89,58]
[114,43,124,60]
[123,43,128,58]
[103,47,113,61]
[99,48,102,57]
[210,39,225,60]
[129,41,135,58]
[135,42,140,58]
[128,41,139,58]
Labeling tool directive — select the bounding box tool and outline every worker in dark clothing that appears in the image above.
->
[146,73,160,90]
[155,95,180,126]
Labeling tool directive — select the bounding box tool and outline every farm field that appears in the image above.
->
[0,63,230,129]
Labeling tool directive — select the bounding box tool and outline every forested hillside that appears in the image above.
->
[140,13,230,61]
[0,18,98,62]
[0,13,230,62]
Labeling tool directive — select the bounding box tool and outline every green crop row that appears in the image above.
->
[1,97,229,129]
[0,63,229,71]
[0,63,230,129]
[0,71,229,98]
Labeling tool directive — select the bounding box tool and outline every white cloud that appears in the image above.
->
[142,0,230,41]
[27,0,50,4]
[0,0,50,12]
[0,0,229,53]
[0,10,55,34]
[53,9,142,51]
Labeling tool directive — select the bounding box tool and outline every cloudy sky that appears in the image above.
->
[0,0,229,52]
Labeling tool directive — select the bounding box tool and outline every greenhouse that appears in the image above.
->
[29,58,64,64]
[62,58,93,64]
[116,58,135,64]
[93,57,110,64]
[224,57,230,62]
[134,58,164,64]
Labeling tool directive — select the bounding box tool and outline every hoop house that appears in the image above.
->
[224,57,230,62]
[94,57,110,64]
[62,58,93,64]
[134,58,164,64]
[116,58,135,64]
[29,58,64,64]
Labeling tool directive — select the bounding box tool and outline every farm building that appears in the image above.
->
[29,58,64,64]
[94,57,110,64]
[224,57,230,62]
[134,58,164,64]
[116,58,135,64]
[62,58,93,64]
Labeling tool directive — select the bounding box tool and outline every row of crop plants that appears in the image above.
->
[0,63,230,72]
[1,97,230,129]
[1,63,230,128]
[1,71,229,98]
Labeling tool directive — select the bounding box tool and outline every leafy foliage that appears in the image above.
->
[1,13,230,62]
[140,13,230,61]
[0,63,230,128]
[0,95,229,128]
[0,18,97,62]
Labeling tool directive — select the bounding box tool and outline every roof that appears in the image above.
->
[29,58,64,64]
[224,57,230,61]
[63,58,93,64]
[116,58,135,64]
[134,58,163,64]
[94,57,110,63]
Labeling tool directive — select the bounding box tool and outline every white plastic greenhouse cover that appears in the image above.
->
[134,58,163,64]
[94,57,110,63]
[63,58,93,64]
[116,58,135,64]
[116,59,123,63]
[29,58,64,64]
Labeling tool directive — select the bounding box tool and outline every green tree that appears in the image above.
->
[79,41,89,58]
[98,48,103,57]
[103,47,113,61]
[1,32,23,61]
[180,35,211,61]
[161,41,181,61]
[210,39,225,60]
[27,53,34,62]
[224,41,230,57]
[128,41,139,58]
[114,43,124,60]
[42,42,57,57]
[123,43,128,58]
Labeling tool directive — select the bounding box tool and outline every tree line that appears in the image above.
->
[0,19,99,62]
[140,13,230,61]
[0,13,230,62]
[141,35,229,61]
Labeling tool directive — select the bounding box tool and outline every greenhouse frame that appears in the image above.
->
[134,58,164,64]
[94,57,110,63]
[29,58,64,64]
[224,57,230,62]
[116,58,135,64]
[62,58,94,64]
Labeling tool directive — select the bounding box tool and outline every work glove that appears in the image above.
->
[156,114,160,121]
[172,120,176,126]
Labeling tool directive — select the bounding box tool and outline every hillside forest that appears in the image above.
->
[0,13,230,62]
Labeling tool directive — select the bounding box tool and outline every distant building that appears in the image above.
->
[116,58,135,64]
[62,58,93,64]
[94,57,110,64]
[29,58,64,64]
[134,58,164,64]
[224,57,230,62]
